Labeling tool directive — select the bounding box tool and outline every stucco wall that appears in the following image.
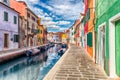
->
[0,3,19,51]
[95,0,120,75]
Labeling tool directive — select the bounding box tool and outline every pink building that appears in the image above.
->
[83,0,88,50]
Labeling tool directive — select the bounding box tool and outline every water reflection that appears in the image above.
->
[0,44,61,80]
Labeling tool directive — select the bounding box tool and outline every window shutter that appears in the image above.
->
[4,12,8,21]
[14,16,17,24]
[14,35,19,42]
[87,32,92,47]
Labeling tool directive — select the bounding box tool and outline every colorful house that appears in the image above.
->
[37,18,44,45]
[0,1,19,51]
[43,27,47,44]
[95,0,120,77]
[61,33,68,43]
[69,25,75,44]
[79,13,85,47]
[83,0,89,51]
[74,20,80,46]
[27,8,38,47]
[87,0,95,59]
[65,29,70,44]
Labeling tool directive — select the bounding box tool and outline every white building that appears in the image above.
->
[52,34,60,43]
[69,25,75,44]
[47,33,53,42]
[0,0,19,51]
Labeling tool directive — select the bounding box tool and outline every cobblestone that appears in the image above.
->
[44,44,108,80]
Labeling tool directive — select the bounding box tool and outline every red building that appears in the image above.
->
[83,0,89,50]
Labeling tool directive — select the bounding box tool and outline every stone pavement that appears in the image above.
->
[44,44,108,80]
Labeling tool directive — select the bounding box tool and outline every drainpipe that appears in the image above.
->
[18,15,20,48]
[94,0,97,64]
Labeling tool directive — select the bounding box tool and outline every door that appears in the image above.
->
[98,26,106,69]
[115,20,120,76]
[4,33,9,48]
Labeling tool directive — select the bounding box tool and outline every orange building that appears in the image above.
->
[87,0,95,59]
[37,18,44,45]
[10,0,27,18]
[43,28,48,44]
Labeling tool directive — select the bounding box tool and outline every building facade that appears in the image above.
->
[43,27,47,44]
[27,8,38,47]
[95,0,120,77]
[52,34,60,43]
[87,0,95,59]
[83,0,89,51]
[37,18,44,45]
[79,14,85,47]
[10,0,27,48]
[69,26,74,44]
[0,1,19,51]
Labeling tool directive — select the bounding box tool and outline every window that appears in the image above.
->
[41,30,42,34]
[3,0,7,3]
[25,24,27,29]
[14,34,19,42]
[87,32,92,47]
[14,16,17,24]
[4,11,8,21]
[27,13,30,18]
[32,16,35,21]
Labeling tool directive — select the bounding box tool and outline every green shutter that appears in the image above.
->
[14,16,17,24]
[41,30,42,34]
[3,0,7,3]
[4,12,8,21]
[87,32,92,47]
[83,8,90,26]
[86,8,90,21]
[14,35,19,42]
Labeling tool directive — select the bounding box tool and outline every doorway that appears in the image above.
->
[4,33,9,48]
[115,20,120,76]
[98,24,106,69]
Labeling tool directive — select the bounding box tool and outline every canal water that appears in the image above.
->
[0,44,62,80]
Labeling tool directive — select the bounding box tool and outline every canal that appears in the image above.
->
[0,44,62,80]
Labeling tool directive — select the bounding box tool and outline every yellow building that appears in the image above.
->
[37,18,44,45]
[62,33,68,43]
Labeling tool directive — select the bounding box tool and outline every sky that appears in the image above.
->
[18,0,84,32]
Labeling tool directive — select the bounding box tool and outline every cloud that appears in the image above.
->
[42,21,57,25]
[59,27,68,31]
[48,25,60,28]
[46,0,84,20]
[58,21,70,25]
[17,0,83,32]
[26,0,83,20]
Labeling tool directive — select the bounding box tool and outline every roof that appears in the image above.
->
[27,7,38,18]
[0,2,19,14]
[17,1,27,6]
[74,19,80,27]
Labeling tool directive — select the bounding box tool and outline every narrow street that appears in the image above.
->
[44,44,108,80]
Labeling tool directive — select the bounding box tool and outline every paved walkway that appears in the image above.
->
[44,44,108,80]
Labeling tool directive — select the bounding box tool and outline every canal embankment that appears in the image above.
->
[0,44,62,80]
[0,44,48,64]
[44,44,108,80]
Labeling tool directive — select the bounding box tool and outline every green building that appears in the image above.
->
[95,0,120,78]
